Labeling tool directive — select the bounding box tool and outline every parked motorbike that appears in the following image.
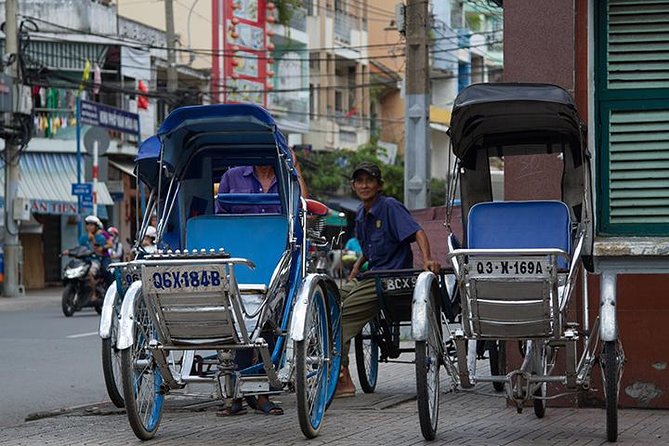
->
[61,246,109,317]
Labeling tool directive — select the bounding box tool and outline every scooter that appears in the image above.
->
[61,246,109,317]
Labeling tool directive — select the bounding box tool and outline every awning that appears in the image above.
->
[0,152,114,215]
[108,158,136,177]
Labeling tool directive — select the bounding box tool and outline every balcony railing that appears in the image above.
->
[335,12,361,45]
[287,7,307,32]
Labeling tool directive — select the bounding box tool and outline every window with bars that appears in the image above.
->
[596,0,669,235]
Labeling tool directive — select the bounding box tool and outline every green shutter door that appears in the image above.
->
[597,0,669,235]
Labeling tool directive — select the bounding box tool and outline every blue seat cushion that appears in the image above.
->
[467,201,571,269]
[186,215,288,285]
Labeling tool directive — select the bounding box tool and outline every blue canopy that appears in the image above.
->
[157,103,292,172]
[135,135,161,187]
[136,103,294,190]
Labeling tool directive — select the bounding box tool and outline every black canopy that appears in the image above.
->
[449,83,585,168]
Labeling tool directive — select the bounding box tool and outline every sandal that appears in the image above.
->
[256,399,284,416]
[216,399,247,417]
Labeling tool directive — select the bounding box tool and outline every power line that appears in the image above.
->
[23,14,501,61]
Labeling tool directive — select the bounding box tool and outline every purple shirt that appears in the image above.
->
[355,195,421,270]
[216,166,281,214]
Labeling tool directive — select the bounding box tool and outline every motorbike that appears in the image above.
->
[61,245,109,317]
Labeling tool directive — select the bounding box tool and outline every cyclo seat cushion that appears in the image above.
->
[467,200,571,270]
[186,215,288,285]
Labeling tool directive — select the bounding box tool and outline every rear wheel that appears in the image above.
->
[61,284,76,317]
[102,336,124,407]
[121,295,164,440]
[416,310,441,441]
[602,341,622,442]
[354,321,379,393]
[296,287,330,439]
[102,293,124,408]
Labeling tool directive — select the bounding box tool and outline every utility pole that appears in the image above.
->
[403,0,431,210]
[2,0,22,297]
[164,0,178,101]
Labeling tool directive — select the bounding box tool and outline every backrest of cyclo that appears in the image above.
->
[186,215,288,285]
[467,200,571,269]
[465,200,571,338]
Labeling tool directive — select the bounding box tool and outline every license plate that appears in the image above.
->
[142,265,228,294]
[381,276,417,293]
[122,266,140,286]
[470,257,550,277]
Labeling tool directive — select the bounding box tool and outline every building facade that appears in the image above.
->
[503,0,669,409]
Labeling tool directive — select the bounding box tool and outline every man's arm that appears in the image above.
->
[415,229,440,273]
[348,253,367,281]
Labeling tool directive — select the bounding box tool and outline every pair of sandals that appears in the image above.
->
[217,396,283,417]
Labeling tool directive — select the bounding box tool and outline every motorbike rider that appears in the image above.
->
[63,215,111,303]
[107,226,124,261]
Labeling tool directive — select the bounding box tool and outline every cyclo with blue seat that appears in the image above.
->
[410,83,624,442]
[110,103,342,441]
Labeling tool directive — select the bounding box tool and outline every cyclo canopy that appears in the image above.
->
[448,83,591,242]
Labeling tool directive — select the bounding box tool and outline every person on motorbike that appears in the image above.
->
[63,215,110,303]
[107,226,124,261]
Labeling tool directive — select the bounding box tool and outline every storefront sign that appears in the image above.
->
[31,200,78,215]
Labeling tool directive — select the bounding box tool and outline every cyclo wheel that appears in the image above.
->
[354,321,379,393]
[532,341,549,419]
[415,300,442,441]
[489,340,507,392]
[120,294,164,440]
[602,340,622,442]
[324,288,342,408]
[296,285,330,439]
[102,292,124,408]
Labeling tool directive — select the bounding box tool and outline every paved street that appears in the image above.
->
[0,289,667,445]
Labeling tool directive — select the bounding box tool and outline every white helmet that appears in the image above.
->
[84,215,103,229]
[145,226,157,239]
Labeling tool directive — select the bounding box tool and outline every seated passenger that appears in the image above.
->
[215,165,283,416]
[215,165,281,214]
[335,162,441,398]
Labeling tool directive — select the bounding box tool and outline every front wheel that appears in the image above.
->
[61,283,76,317]
[354,321,379,393]
[602,341,623,442]
[120,295,164,440]
[532,342,548,419]
[324,287,342,409]
[415,318,441,440]
[296,287,330,439]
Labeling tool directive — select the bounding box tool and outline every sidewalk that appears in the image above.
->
[0,352,667,445]
[0,287,63,312]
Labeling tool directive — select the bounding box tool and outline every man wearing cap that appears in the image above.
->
[335,162,440,397]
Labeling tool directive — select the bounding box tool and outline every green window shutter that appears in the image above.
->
[607,0,669,90]
[608,109,669,224]
[597,0,669,235]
